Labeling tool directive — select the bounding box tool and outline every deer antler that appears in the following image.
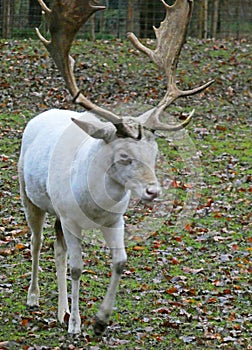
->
[36,0,126,125]
[36,0,211,135]
[128,0,215,131]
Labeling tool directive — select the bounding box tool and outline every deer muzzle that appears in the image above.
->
[142,182,161,202]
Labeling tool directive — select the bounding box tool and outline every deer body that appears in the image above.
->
[19,0,213,336]
[19,108,160,334]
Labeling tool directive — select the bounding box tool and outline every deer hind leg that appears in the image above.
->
[20,184,45,307]
[54,219,70,323]
[94,225,127,335]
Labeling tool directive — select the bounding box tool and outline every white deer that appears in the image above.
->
[18,0,213,335]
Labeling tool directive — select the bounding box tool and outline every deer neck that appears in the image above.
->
[71,139,130,219]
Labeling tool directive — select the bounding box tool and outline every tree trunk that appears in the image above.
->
[203,0,208,39]
[2,0,12,38]
[196,1,202,38]
[90,14,95,41]
[212,0,220,38]
[127,0,134,33]
[197,0,209,38]
[235,0,241,39]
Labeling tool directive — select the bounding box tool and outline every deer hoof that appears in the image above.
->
[93,317,108,336]
[26,304,39,311]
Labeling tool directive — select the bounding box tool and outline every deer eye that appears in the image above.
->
[118,153,132,165]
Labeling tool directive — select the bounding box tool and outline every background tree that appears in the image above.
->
[196,0,208,39]
[127,0,134,33]
[211,0,220,38]
[1,0,13,38]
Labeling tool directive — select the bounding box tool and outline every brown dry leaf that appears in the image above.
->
[133,246,145,251]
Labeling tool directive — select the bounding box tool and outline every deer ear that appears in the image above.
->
[72,118,116,143]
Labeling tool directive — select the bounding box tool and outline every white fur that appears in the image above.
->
[19,109,160,334]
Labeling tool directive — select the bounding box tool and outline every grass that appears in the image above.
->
[0,37,251,349]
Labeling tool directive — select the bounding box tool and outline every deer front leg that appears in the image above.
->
[94,225,127,335]
[54,219,70,323]
[62,225,83,334]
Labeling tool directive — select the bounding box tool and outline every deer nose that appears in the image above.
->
[143,183,161,201]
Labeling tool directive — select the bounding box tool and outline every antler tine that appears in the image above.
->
[36,0,126,126]
[37,0,51,14]
[128,0,215,131]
